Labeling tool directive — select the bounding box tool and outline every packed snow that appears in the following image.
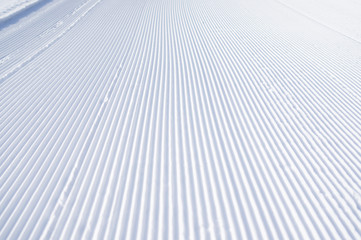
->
[278,0,361,42]
[1,0,361,239]
[0,0,43,22]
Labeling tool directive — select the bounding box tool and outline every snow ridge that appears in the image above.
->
[0,0,361,239]
[0,0,46,23]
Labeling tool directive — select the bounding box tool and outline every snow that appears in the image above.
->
[278,0,361,42]
[1,0,361,239]
[0,0,43,22]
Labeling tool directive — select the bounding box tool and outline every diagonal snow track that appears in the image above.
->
[1,0,361,238]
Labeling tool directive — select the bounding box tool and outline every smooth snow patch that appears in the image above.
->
[278,0,361,42]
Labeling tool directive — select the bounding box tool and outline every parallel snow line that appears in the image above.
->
[15,2,147,240]
[0,0,360,238]
[191,0,358,236]
[0,0,102,84]
[0,0,93,59]
[0,0,50,27]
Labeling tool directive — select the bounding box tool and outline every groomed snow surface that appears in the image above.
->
[1,0,361,239]
[0,0,44,22]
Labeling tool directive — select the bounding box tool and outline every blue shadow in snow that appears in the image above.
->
[0,0,53,31]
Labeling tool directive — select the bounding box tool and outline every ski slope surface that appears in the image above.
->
[0,0,45,22]
[1,0,361,239]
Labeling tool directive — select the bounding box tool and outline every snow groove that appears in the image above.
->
[0,0,361,238]
[0,0,102,83]
[0,0,48,24]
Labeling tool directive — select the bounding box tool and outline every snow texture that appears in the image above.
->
[0,0,361,239]
[0,0,44,22]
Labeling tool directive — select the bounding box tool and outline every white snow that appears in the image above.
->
[1,0,361,239]
[278,0,361,42]
[0,0,43,22]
